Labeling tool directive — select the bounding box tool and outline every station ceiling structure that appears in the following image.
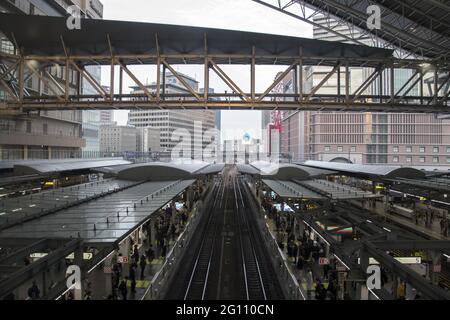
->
[253,0,450,60]
[0,13,448,113]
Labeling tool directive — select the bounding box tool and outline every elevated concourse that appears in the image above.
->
[0,14,448,113]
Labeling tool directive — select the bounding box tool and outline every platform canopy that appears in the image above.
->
[302,160,426,180]
[239,161,335,180]
[11,158,131,175]
[109,161,216,181]
[0,179,195,243]
[0,13,393,67]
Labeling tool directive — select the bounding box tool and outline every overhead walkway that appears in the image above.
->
[1,14,448,113]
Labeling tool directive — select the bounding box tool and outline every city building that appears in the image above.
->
[128,71,216,158]
[136,127,161,153]
[100,110,114,125]
[99,124,137,153]
[281,13,450,166]
[0,0,103,160]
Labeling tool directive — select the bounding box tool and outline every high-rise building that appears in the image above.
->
[99,124,137,153]
[282,13,450,166]
[136,127,161,153]
[0,0,103,160]
[128,72,216,158]
[100,110,114,124]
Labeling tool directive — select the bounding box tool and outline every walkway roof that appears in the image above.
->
[0,13,393,67]
[303,160,426,180]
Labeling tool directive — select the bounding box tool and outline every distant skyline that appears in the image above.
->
[100,0,313,138]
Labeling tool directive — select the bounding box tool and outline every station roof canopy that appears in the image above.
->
[302,160,426,180]
[0,179,195,244]
[239,161,335,180]
[262,179,324,199]
[109,160,217,181]
[0,13,393,67]
[9,158,131,175]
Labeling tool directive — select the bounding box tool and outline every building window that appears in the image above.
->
[393,156,399,163]
[433,147,439,153]
[419,157,425,163]
[351,146,356,152]
[447,147,450,153]
[26,121,31,133]
[324,146,330,152]
[419,146,425,153]
[393,146,399,153]
[433,157,439,163]
[337,146,343,152]
[406,146,412,153]
[406,157,412,163]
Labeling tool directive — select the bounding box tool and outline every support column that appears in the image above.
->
[186,186,194,211]
[23,145,28,160]
[251,46,256,101]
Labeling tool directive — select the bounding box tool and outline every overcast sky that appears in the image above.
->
[100,0,313,138]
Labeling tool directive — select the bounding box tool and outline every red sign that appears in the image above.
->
[103,266,112,274]
[319,257,330,265]
[433,264,441,273]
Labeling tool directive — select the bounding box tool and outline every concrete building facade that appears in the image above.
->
[99,124,137,153]
[128,72,216,158]
[280,13,450,167]
[0,0,103,160]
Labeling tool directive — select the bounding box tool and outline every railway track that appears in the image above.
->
[166,165,284,300]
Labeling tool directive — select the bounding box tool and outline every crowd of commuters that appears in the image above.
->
[261,196,341,300]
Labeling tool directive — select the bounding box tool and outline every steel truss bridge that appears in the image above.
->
[0,13,449,114]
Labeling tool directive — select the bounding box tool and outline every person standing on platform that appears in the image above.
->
[132,244,139,264]
[27,281,40,300]
[140,254,147,280]
[129,264,137,293]
[119,278,128,300]
[305,268,313,299]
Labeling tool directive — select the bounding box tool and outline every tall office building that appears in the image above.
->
[100,110,114,124]
[128,72,216,158]
[282,13,450,166]
[0,0,103,160]
[99,124,137,153]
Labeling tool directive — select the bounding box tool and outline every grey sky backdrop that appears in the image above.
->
[100,0,313,140]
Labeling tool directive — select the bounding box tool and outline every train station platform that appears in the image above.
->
[350,199,450,241]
